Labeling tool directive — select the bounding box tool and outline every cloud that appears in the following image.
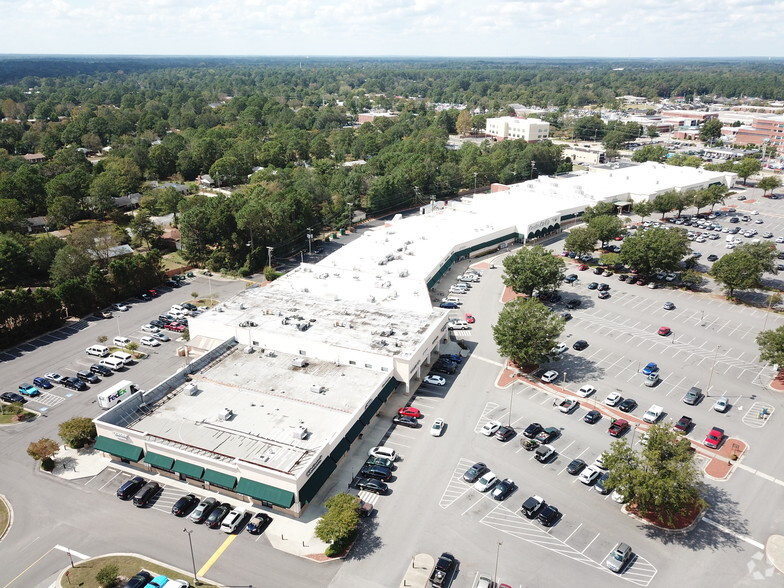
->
[1,0,784,57]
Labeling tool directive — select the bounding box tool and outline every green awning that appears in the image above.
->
[330,438,350,463]
[143,452,174,470]
[94,436,143,462]
[171,460,204,479]
[203,469,237,489]
[345,419,365,443]
[236,477,295,508]
[298,459,337,505]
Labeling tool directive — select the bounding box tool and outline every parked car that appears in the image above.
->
[190,497,218,523]
[220,508,247,533]
[713,396,729,412]
[246,512,272,534]
[90,364,113,377]
[365,456,395,469]
[534,444,556,463]
[355,478,388,494]
[392,414,419,428]
[205,503,232,528]
[673,415,693,434]
[523,422,543,438]
[463,462,489,484]
[491,478,516,501]
[123,572,153,588]
[535,427,559,444]
[604,392,622,406]
[704,427,725,449]
[359,465,392,481]
[608,418,630,437]
[43,372,66,383]
[565,299,581,309]
[682,386,704,405]
[141,323,160,333]
[132,482,160,507]
[368,446,397,461]
[171,494,199,516]
[579,466,601,485]
[577,385,596,397]
[480,420,502,436]
[618,398,637,413]
[397,406,422,418]
[473,471,498,492]
[140,336,160,347]
[537,504,560,527]
[495,425,515,442]
[62,377,88,391]
[605,542,633,573]
[641,362,658,375]
[423,375,446,386]
[112,302,129,312]
[583,410,601,424]
[431,418,445,437]
[566,458,586,475]
[1,392,27,404]
[18,383,40,396]
[152,332,171,342]
[572,339,589,351]
[32,376,53,389]
[76,370,100,384]
[541,370,559,383]
[116,479,145,502]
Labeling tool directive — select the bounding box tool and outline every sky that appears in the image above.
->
[1,0,784,58]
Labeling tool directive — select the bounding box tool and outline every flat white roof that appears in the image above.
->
[135,346,385,474]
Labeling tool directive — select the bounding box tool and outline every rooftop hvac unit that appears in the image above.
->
[292,426,308,440]
[184,383,198,396]
[218,407,233,421]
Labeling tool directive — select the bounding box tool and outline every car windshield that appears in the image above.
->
[613,551,626,561]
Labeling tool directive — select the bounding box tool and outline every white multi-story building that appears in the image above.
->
[485,116,550,142]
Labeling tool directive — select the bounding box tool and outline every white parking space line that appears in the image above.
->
[702,517,765,550]
[98,471,123,491]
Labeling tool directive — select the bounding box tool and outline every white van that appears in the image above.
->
[448,320,470,330]
[169,308,188,319]
[100,356,125,371]
[109,351,134,366]
[441,296,461,305]
[113,336,131,348]
[86,345,110,358]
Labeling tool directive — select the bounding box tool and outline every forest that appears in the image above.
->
[1,56,781,346]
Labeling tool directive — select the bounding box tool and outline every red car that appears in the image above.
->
[148,289,159,297]
[608,419,630,437]
[465,313,475,324]
[398,406,422,418]
[165,322,186,332]
[704,427,724,449]
[578,264,589,271]
[657,326,672,336]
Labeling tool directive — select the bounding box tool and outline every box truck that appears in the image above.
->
[97,380,139,409]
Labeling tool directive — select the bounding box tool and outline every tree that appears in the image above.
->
[631,145,668,163]
[314,492,360,545]
[620,226,690,276]
[692,189,714,214]
[49,244,93,285]
[758,175,782,196]
[602,423,705,527]
[130,210,163,249]
[651,191,679,218]
[581,201,615,222]
[698,118,723,143]
[456,110,472,136]
[646,125,660,142]
[710,244,775,297]
[493,297,565,367]
[30,234,66,276]
[673,190,695,217]
[564,227,597,256]
[46,195,80,229]
[0,232,32,287]
[0,198,25,233]
[502,246,566,296]
[588,215,623,246]
[734,158,761,185]
[632,200,654,221]
[680,269,704,290]
[757,326,784,367]
[58,416,97,449]
[95,564,119,588]
[27,437,60,470]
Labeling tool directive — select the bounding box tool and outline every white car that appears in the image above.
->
[141,324,160,333]
[551,344,568,355]
[579,466,601,485]
[713,396,729,413]
[776,237,784,243]
[140,336,160,347]
[480,420,501,436]
[424,375,446,386]
[473,471,498,492]
[220,508,246,533]
[112,302,129,312]
[611,489,626,503]
[577,385,596,398]
[44,372,66,383]
[431,418,445,437]
[368,446,397,461]
[541,370,559,383]
[604,392,622,406]
[592,454,607,470]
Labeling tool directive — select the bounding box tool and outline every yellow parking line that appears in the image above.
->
[197,533,238,577]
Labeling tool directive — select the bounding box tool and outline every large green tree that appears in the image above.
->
[734,158,761,185]
[758,175,782,196]
[651,191,679,218]
[602,423,705,527]
[502,246,566,296]
[314,492,360,544]
[710,243,775,297]
[493,297,565,367]
[58,417,97,448]
[631,145,668,163]
[564,226,597,256]
[698,118,723,142]
[588,214,623,245]
[631,200,654,221]
[619,226,690,276]
[757,326,784,367]
[581,201,615,222]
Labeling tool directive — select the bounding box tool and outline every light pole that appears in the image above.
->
[473,172,478,193]
[346,201,353,231]
[493,541,503,586]
[706,345,720,396]
[508,387,514,427]
[266,246,274,270]
[183,528,198,586]
[530,161,536,180]
[307,227,313,254]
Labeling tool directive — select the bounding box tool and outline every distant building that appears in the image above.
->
[198,174,215,188]
[484,117,550,142]
[25,216,49,233]
[113,193,142,210]
[734,116,784,148]
[357,112,398,124]
[22,153,46,164]
[563,146,606,166]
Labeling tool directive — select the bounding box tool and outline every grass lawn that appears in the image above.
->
[0,409,34,424]
[59,554,216,588]
[162,251,188,271]
[0,497,9,538]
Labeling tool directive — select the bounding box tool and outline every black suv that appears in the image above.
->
[62,376,88,391]
[392,414,419,428]
[76,370,100,384]
[566,299,581,309]
[117,476,146,500]
[359,465,392,481]
[132,482,160,507]
[90,363,113,377]
[124,572,153,588]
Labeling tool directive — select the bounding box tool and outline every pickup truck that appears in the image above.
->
[643,404,663,423]
[557,398,579,414]
[430,552,455,586]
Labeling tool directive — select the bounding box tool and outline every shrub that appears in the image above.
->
[41,457,55,471]
[95,563,119,587]
[324,528,358,557]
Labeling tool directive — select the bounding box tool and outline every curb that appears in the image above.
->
[54,552,216,588]
[621,503,707,534]
[0,494,13,543]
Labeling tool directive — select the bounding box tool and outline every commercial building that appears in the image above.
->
[734,116,784,148]
[485,117,550,142]
[93,162,735,517]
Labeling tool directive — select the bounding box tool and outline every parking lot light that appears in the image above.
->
[183,528,198,586]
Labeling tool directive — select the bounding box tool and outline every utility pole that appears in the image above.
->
[307,228,313,254]
[473,172,478,193]
[266,246,274,270]
[346,202,353,231]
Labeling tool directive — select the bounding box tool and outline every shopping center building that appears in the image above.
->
[93,162,736,516]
